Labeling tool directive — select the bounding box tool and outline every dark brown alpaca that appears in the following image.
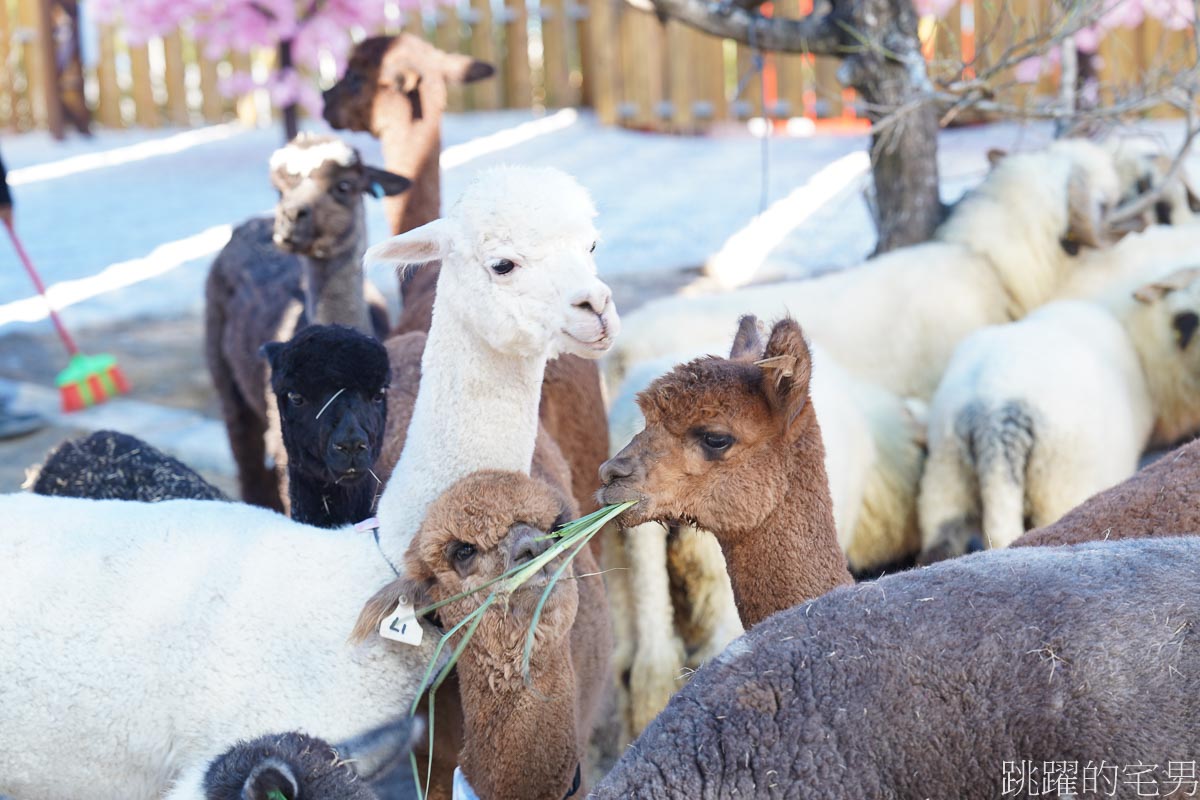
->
[600,316,853,628]
[1012,437,1200,548]
[205,135,408,511]
[324,35,609,516]
[355,471,610,800]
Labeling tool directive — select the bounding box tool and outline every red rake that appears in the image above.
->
[3,217,130,412]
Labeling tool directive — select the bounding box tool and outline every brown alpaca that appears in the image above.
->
[355,471,610,800]
[323,34,609,516]
[599,316,853,628]
[1012,437,1200,549]
[205,135,408,511]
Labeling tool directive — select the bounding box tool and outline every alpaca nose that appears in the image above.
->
[288,205,311,223]
[572,283,611,317]
[599,454,636,485]
[509,524,552,566]
[333,435,367,454]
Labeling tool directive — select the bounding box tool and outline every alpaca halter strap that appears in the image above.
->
[355,516,400,577]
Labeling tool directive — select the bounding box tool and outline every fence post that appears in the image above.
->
[435,5,465,112]
[585,0,617,123]
[503,0,531,107]
[163,30,189,126]
[469,0,502,109]
[541,0,574,108]
[128,40,160,127]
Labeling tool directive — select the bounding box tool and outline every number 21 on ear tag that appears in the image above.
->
[380,598,423,646]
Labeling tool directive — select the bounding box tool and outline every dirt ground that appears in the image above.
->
[0,265,700,496]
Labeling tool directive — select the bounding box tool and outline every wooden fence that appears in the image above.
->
[0,0,1191,136]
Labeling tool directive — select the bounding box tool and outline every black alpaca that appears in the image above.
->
[262,324,390,528]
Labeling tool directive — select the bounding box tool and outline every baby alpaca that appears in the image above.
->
[262,325,391,528]
[919,267,1200,562]
[206,133,408,511]
[600,316,853,628]
[31,430,227,503]
[356,471,611,800]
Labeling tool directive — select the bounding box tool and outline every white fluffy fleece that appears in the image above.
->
[604,140,1121,400]
[919,269,1200,556]
[0,166,618,800]
[0,496,426,800]
[269,135,360,176]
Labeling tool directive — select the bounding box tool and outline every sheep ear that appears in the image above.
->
[363,167,412,198]
[442,52,495,84]
[756,319,813,441]
[259,341,285,370]
[365,219,455,269]
[334,716,425,781]
[242,758,298,800]
[1064,163,1109,250]
[1133,266,1200,304]
[729,315,765,361]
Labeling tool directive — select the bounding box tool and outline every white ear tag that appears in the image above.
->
[379,598,423,646]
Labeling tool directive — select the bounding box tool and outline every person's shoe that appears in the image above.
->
[0,409,46,440]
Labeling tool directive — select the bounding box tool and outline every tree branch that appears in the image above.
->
[644,0,844,54]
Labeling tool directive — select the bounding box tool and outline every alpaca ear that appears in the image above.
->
[363,166,412,198]
[259,341,285,370]
[729,315,765,361]
[756,319,813,441]
[395,68,422,94]
[986,148,1008,168]
[365,219,455,269]
[350,574,435,645]
[242,758,299,800]
[442,52,495,84]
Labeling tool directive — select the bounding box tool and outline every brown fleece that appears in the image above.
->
[1012,437,1200,549]
[355,471,610,800]
[600,316,853,628]
[326,35,609,519]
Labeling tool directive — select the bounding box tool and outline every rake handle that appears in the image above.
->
[3,217,80,356]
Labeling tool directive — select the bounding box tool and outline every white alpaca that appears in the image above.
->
[604,139,1121,399]
[1107,135,1199,228]
[0,166,618,800]
[918,266,1200,561]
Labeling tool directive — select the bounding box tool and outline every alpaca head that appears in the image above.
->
[262,325,390,488]
[322,34,494,137]
[356,471,577,659]
[269,133,411,259]
[201,718,423,800]
[365,166,620,360]
[599,316,817,534]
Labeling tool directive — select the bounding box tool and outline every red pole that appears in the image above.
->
[3,217,80,355]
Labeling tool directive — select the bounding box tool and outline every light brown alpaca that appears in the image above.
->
[356,471,610,800]
[600,316,853,628]
[323,34,609,517]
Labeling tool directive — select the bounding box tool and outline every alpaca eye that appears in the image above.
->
[589,242,597,253]
[700,432,734,452]
[375,387,387,403]
[287,392,305,407]
[488,259,516,276]
[451,542,476,564]
[336,180,354,194]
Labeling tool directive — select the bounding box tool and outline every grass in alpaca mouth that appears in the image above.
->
[405,500,636,800]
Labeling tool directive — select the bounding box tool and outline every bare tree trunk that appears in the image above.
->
[643,0,942,252]
[837,0,942,252]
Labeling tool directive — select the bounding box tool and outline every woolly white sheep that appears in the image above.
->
[604,139,1121,400]
[0,166,617,800]
[918,266,1200,561]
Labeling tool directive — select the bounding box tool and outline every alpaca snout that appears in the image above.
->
[508,523,553,567]
[327,417,373,479]
[599,453,638,486]
[275,205,316,252]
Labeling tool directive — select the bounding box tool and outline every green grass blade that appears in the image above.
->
[520,526,602,683]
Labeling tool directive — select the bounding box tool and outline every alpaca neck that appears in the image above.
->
[286,467,378,529]
[456,637,578,800]
[376,304,546,563]
[717,419,853,628]
[380,122,441,236]
[300,217,371,335]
